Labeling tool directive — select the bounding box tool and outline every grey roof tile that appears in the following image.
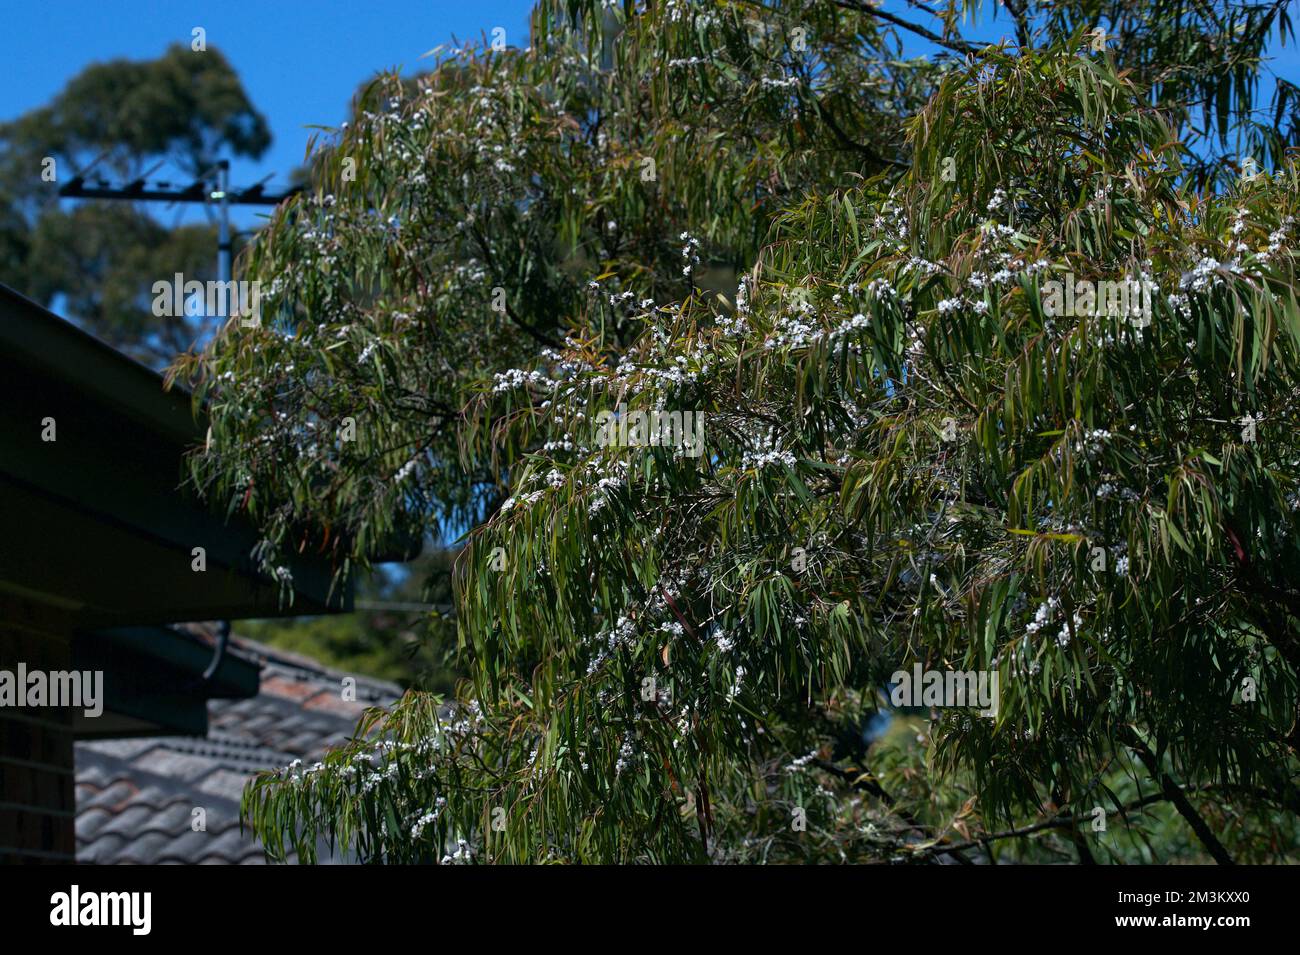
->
[132,748,225,783]
[80,738,162,761]
[77,778,140,813]
[75,635,400,864]
[195,768,254,802]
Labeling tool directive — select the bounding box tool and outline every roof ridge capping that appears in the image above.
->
[168,621,402,699]
[237,634,404,697]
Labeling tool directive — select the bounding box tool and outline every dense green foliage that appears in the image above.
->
[174,1,1300,863]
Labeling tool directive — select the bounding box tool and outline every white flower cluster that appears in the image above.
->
[499,490,544,514]
[741,448,798,470]
[285,758,325,785]
[1055,610,1083,648]
[281,701,488,818]
[1258,215,1294,264]
[604,289,656,315]
[728,665,747,700]
[639,355,707,390]
[765,300,875,351]
[785,750,817,774]
[410,798,446,839]
[587,615,638,675]
[906,321,927,356]
[1179,254,1226,293]
[766,310,817,349]
[1024,597,1059,637]
[719,279,750,336]
[866,278,896,299]
[441,839,474,865]
[906,255,943,277]
[681,232,702,278]
[466,84,528,175]
[826,312,871,344]
[615,737,636,774]
[872,202,909,246]
[586,459,630,517]
[1075,428,1111,457]
[493,367,554,393]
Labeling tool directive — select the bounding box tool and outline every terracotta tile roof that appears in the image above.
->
[75,632,401,864]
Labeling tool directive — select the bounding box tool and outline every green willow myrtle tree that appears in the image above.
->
[267,45,1299,863]
[172,0,1295,569]
[171,0,938,563]
[174,3,1300,862]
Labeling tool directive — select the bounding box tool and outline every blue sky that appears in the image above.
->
[1,0,536,228]
[0,0,987,218]
[3,0,1295,234]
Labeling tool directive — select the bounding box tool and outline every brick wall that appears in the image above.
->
[0,626,76,863]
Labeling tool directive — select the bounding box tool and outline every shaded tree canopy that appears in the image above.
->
[240,549,461,692]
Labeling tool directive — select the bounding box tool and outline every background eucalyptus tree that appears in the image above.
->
[173,1,1300,862]
[0,44,271,363]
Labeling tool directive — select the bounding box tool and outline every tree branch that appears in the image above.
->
[1121,728,1236,865]
[832,0,980,55]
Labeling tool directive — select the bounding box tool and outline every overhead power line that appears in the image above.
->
[57,162,301,206]
[57,159,302,284]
